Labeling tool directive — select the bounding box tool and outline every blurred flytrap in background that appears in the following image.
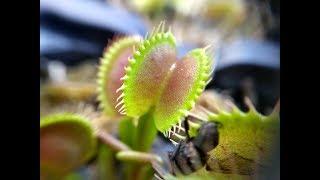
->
[40,0,279,179]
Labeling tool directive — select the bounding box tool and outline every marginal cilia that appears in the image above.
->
[163,97,279,145]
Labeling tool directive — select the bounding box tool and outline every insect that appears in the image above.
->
[152,115,220,179]
[168,118,219,176]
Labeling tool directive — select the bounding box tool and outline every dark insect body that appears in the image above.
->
[168,120,219,176]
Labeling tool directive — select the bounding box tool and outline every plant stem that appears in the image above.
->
[97,129,163,180]
[96,110,161,180]
[97,144,117,180]
[133,108,157,152]
[116,150,163,164]
[97,130,130,151]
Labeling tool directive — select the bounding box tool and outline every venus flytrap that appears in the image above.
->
[40,23,215,179]
[96,34,158,178]
[40,113,97,179]
[96,23,213,179]
[118,22,213,138]
[40,112,163,180]
[96,35,162,179]
[204,98,280,175]
[40,23,279,179]
[178,97,280,176]
[108,23,279,177]
[149,97,279,179]
[39,24,280,179]
[96,22,213,151]
[97,36,142,117]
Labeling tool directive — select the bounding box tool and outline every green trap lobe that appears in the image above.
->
[97,37,141,116]
[40,114,96,177]
[125,44,176,117]
[154,56,198,132]
[106,47,134,109]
